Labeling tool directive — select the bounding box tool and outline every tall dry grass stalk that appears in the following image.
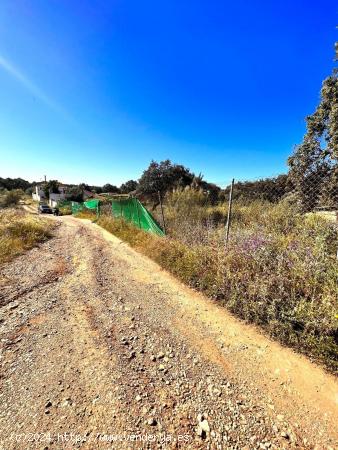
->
[0,209,53,264]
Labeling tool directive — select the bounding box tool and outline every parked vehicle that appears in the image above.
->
[38,204,53,214]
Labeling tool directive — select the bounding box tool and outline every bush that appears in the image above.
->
[0,189,24,208]
[59,206,72,216]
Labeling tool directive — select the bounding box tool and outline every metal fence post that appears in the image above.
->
[158,191,166,235]
[135,198,141,229]
[225,178,235,246]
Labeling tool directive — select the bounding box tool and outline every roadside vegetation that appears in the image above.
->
[0,189,24,208]
[98,190,338,372]
[74,210,98,220]
[0,209,53,265]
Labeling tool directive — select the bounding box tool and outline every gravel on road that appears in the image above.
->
[0,216,337,450]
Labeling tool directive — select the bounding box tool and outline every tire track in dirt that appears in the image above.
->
[0,215,337,450]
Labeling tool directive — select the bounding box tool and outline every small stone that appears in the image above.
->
[157,352,165,359]
[158,364,165,371]
[200,419,210,433]
[136,395,142,402]
[147,418,157,426]
[197,413,207,422]
[45,401,52,408]
[213,388,221,397]
[281,432,289,439]
[150,355,156,362]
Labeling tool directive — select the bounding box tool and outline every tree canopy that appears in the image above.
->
[138,160,194,200]
[102,183,120,193]
[65,186,84,202]
[227,175,292,203]
[43,180,60,198]
[0,177,32,192]
[120,180,138,194]
[288,68,338,210]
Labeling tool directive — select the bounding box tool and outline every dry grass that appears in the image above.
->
[0,209,53,265]
[74,210,97,220]
[97,200,338,372]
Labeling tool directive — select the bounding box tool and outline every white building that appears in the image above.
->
[32,183,67,207]
[32,184,47,202]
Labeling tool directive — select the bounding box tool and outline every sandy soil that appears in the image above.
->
[0,215,337,450]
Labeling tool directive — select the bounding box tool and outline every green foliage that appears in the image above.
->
[102,183,120,193]
[0,177,32,191]
[225,175,292,203]
[120,179,138,194]
[57,200,72,216]
[288,69,338,210]
[43,180,60,198]
[138,159,194,201]
[66,186,84,202]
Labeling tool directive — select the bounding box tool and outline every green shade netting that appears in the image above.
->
[111,198,165,236]
[71,199,99,214]
[71,201,84,214]
[84,199,100,210]
[72,198,164,236]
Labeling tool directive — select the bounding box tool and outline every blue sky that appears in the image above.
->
[0,1,336,187]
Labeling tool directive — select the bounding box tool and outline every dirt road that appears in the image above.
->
[0,216,337,449]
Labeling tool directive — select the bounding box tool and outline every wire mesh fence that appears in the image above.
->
[67,172,337,256]
[222,174,338,247]
[141,173,337,255]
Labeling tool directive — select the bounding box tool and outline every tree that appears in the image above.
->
[120,180,138,194]
[43,180,60,199]
[65,186,84,202]
[78,183,90,191]
[190,173,221,204]
[288,67,338,210]
[91,186,103,194]
[0,177,32,191]
[102,183,120,193]
[225,175,292,203]
[138,160,194,204]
